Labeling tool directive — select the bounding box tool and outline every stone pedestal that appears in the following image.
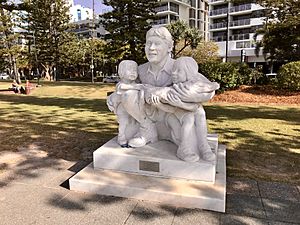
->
[69,135,226,212]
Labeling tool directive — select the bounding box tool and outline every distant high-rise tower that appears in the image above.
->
[208,0,266,66]
[153,0,209,41]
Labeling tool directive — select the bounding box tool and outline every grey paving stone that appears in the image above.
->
[220,214,269,225]
[0,183,72,225]
[227,177,260,197]
[226,194,266,219]
[78,195,137,225]
[262,198,300,224]
[125,201,176,225]
[173,208,220,225]
[258,181,300,202]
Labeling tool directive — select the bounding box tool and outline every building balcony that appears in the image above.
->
[210,22,227,30]
[230,4,252,13]
[229,18,250,27]
[155,5,169,13]
[152,18,169,26]
[155,6,179,14]
[229,33,250,41]
[172,0,191,6]
[211,36,227,42]
[236,40,255,49]
[209,8,228,17]
[208,0,226,5]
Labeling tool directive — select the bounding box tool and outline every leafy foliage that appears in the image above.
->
[177,40,220,64]
[0,8,23,80]
[101,0,159,64]
[166,20,202,58]
[21,0,71,79]
[199,61,264,90]
[254,0,300,63]
[277,61,300,91]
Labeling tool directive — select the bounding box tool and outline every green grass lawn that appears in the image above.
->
[0,80,299,184]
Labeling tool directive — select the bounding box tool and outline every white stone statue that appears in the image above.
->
[107,27,219,162]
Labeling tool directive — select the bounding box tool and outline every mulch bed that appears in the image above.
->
[211,85,300,105]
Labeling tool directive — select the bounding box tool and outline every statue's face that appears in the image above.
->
[121,65,138,81]
[172,63,187,84]
[145,36,170,64]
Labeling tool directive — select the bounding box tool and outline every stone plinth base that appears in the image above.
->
[93,137,217,182]
[69,139,226,212]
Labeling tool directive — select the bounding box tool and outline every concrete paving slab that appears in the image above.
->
[268,221,299,225]
[0,183,70,225]
[226,194,266,219]
[173,208,220,225]
[220,214,268,225]
[258,181,300,202]
[78,195,137,225]
[125,201,176,225]
[0,158,74,187]
[262,198,300,224]
[227,177,260,197]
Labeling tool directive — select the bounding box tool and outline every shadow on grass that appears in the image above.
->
[0,94,107,113]
[0,93,299,217]
[206,105,300,184]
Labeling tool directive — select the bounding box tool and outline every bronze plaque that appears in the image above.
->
[139,160,160,172]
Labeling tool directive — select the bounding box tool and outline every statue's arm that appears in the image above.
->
[165,92,198,112]
[118,83,144,91]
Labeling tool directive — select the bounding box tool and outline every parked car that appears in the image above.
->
[0,72,10,80]
[103,75,120,83]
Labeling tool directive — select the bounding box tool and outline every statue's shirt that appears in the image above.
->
[138,57,175,87]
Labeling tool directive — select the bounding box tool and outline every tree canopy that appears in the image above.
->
[166,20,202,58]
[253,0,300,62]
[101,0,159,64]
[21,0,71,79]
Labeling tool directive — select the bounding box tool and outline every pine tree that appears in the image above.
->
[101,0,159,64]
[0,8,22,81]
[22,0,71,80]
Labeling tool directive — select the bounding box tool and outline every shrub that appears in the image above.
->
[277,61,300,91]
[238,63,264,85]
[199,61,240,91]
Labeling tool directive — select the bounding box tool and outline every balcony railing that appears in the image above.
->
[211,36,227,42]
[155,5,168,13]
[230,18,250,27]
[209,0,225,3]
[209,8,228,16]
[174,0,191,5]
[230,4,251,13]
[210,22,227,29]
[236,41,255,49]
[229,33,250,41]
[152,19,168,25]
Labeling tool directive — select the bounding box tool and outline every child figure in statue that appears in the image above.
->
[107,60,143,147]
[158,57,219,162]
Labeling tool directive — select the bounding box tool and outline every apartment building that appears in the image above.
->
[154,0,209,40]
[209,0,266,66]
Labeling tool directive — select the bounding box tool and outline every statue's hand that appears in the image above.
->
[172,83,191,102]
[167,92,182,106]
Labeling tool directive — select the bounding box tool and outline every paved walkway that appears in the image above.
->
[0,150,299,225]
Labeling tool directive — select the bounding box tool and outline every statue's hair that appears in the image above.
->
[146,26,174,49]
[118,60,138,79]
[174,57,199,81]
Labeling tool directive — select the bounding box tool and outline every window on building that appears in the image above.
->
[191,0,196,8]
[77,9,81,21]
[189,20,196,28]
[189,9,196,18]
[170,3,179,14]
[170,15,179,22]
